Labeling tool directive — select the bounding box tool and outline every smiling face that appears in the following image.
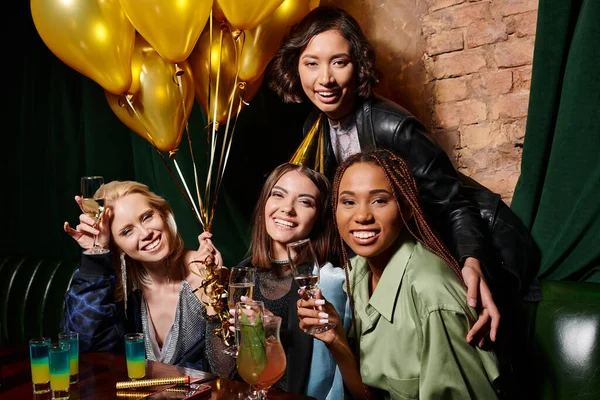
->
[336,162,404,269]
[264,171,321,258]
[111,193,170,265]
[298,29,356,120]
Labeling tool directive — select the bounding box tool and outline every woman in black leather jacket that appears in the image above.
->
[269,5,542,349]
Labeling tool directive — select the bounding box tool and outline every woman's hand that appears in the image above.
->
[228,296,274,332]
[193,232,224,267]
[462,257,501,347]
[188,233,227,304]
[297,288,344,345]
[63,196,111,250]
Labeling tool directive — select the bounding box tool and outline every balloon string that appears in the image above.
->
[209,83,245,227]
[173,157,205,230]
[154,149,203,227]
[206,11,213,166]
[175,64,205,229]
[207,11,213,131]
[209,29,245,228]
[204,27,226,227]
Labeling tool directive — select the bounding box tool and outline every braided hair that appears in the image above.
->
[332,148,463,278]
[332,149,465,385]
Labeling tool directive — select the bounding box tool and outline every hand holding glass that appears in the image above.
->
[234,300,265,357]
[81,176,109,255]
[224,266,256,356]
[287,238,336,334]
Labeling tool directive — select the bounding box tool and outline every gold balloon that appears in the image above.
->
[105,36,195,152]
[119,0,213,64]
[217,0,286,31]
[30,0,135,94]
[212,1,227,23]
[238,0,319,83]
[189,24,240,126]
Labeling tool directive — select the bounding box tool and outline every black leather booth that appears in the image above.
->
[0,256,78,347]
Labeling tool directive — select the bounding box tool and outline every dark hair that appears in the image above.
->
[249,163,340,268]
[332,150,464,400]
[332,149,463,280]
[268,6,380,103]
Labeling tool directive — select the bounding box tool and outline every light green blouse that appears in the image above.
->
[347,236,500,399]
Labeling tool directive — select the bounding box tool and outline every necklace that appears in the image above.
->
[269,252,289,266]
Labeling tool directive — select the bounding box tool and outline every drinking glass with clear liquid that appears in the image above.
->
[236,313,286,399]
[81,176,110,255]
[234,300,265,359]
[286,238,336,334]
[224,266,256,357]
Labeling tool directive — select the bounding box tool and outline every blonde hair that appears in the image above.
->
[97,181,186,301]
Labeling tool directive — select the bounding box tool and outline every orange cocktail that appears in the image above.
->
[237,315,286,398]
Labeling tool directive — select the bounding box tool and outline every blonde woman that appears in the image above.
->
[62,181,224,371]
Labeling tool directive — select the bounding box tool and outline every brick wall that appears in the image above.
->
[326,0,539,203]
[424,0,538,202]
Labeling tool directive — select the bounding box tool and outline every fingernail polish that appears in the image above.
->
[315,300,325,305]
[319,319,329,324]
[318,312,329,318]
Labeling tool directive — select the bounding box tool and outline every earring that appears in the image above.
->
[120,253,128,314]
[166,259,171,285]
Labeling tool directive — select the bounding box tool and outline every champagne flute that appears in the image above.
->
[81,176,110,255]
[286,238,336,334]
[224,266,256,356]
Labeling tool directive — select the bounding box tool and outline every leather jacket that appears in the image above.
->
[303,94,541,301]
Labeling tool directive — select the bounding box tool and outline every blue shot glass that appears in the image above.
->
[58,331,79,384]
[29,337,51,394]
[124,333,146,380]
[48,343,71,399]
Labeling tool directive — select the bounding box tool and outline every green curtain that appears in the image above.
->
[511,0,600,282]
[4,3,312,266]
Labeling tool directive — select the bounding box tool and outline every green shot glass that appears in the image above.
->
[58,331,79,384]
[124,333,146,380]
[48,343,71,399]
[29,337,51,394]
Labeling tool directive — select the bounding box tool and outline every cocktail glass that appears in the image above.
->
[237,314,286,399]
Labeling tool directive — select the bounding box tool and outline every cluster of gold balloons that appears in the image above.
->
[31,0,318,230]
[31,0,318,153]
